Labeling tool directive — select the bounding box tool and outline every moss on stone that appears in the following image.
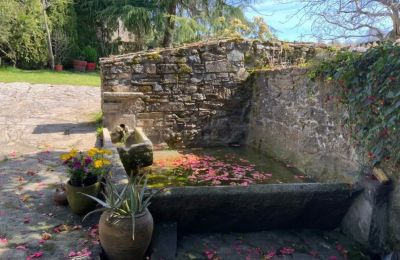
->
[132,57,141,64]
[146,52,162,61]
[178,63,193,74]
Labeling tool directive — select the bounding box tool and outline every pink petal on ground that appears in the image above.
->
[0,237,8,246]
[27,251,43,259]
[280,247,295,255]
[264,250,276,259]
[16,244,27,251]
[204,250,216,259]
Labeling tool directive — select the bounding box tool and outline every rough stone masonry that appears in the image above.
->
[100,38,324,147]
[100,38,400,255]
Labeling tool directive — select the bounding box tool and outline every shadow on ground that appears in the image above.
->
[0,150,101,259]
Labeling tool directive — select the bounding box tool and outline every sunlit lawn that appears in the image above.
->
[0,67,100,87]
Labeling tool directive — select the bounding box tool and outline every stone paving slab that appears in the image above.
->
[0,82,101,259]
[0,82,100,159]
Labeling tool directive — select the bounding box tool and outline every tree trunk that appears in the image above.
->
[42,0,55,70]
[162,0,177,48]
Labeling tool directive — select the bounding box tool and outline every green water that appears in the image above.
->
[146,146,314,188]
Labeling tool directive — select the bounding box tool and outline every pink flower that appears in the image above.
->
[329,256,338,260]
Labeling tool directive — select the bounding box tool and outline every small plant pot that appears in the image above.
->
[99,209,153,260]
[73,59,87,72]
[66,180,100,215]
[86,62,96,71]
[53,184,68,206]
[55,64,63,71]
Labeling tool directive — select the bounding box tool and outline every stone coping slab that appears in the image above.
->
[102,91,144,101]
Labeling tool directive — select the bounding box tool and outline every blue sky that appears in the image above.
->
[245,1,314,42]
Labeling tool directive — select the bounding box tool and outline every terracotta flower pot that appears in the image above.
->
[55,64,63,71]
[73,59,87,72]
[86,62,96,71]
[99,209,153,260]
[66,180,100,215]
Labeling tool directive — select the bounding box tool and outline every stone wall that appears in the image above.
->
[100,38,400,254]
[100,38,325,147]
[246,68,359,182]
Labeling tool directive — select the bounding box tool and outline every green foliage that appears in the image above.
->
[52,30,70,64]
[0,0,78,69]
[82,46,98,62]
[309,43,400,166]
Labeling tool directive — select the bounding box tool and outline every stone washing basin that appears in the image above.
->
[110,126,153,175]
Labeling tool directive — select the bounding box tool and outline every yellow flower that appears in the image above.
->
[102,159,111,165]
[87,147,99,157]
[60,153,71,161]
[103,149,112,155]
[69,149,78,157]
[94,160,103,168]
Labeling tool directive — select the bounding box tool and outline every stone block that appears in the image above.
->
[158,64,178,74]
[144,64,157,74]
[205,61,235,73]
[118,72,131,80]
[137,85,153,93]
[102,102,120,112]
[150,222,178,260]
[227,49,244,62]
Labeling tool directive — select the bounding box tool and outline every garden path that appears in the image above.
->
[0,82,102,259]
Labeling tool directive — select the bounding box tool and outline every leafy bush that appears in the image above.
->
[309,43,400,166]
[82,46,98,63]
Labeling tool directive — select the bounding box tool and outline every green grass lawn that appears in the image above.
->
[0,67,100,87]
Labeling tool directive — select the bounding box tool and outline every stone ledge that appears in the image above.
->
[149,183,362,233]
[103,91,144,101]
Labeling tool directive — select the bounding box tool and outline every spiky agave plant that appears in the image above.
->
[81,175,158,240]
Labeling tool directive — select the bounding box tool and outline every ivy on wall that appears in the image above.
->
[309,43,400,167]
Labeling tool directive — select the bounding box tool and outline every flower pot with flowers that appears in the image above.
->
[60,148,112,215]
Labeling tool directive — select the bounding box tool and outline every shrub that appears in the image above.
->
[82,46,98,63]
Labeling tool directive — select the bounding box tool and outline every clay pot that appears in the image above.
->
[66,180,100,215]
[53,185,68,205]
[86,62,96,71]
[73,59,87,72]
[55,64,63,71]
[99,209,153,260]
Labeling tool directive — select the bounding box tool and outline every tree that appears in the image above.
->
[283,0,400,40]
[42,0,55,70]
[0,1,18,66]
[79,0,257,51]
[0,0,77,68]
